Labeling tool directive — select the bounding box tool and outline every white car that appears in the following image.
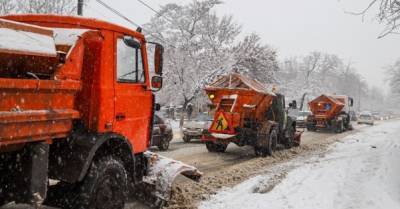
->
[358,113,374,125]
[182,114,213,142]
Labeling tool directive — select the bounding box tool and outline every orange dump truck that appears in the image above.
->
[306,94,354,133]
[202,74,301,157]
[0,15,201,208]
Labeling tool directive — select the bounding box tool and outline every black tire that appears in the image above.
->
[183,135,191,143]
[254,146,266,157]
[206,142,217,152]
[206,142,228,153]
[267,129,278,155]
[306,124,316,131]
[0,196,5,207]
[215,144,228,153]
[255,129,278,157]
[206,142,227,152]
[71,156,128,209]
[285,128,295,149]
[335,121,344,133]
[158,137,170,151]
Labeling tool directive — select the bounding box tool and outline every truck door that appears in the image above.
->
[113,35,152,153]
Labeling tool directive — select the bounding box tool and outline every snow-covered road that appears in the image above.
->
[200,120,400,209]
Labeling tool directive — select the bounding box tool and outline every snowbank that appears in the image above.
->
[200,120,400,209]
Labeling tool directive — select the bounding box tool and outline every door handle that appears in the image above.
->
[116,113,126,121]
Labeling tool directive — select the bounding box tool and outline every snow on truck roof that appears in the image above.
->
[0,18,57,57]
[0,18,91,57]
[310,94,346,106]
[206,73,276,96]
[1,14,144,39]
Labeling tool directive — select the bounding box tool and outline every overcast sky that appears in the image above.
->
[85,0,400,92]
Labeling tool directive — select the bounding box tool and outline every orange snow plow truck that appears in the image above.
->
[0,15,201,209]
[306,94,354,133]
[202,74,302,157]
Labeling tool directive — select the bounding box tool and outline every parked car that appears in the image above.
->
[358,112,374,125]
[371,111,382,120]
[182,113,213,142]
[152,114,173,150]
[296,111,311,128]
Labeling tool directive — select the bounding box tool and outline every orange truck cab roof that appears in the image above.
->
[1,14,144,39]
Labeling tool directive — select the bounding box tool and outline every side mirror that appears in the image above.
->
[154,103,161,111]
[154,44,164,75]
[123,36,141,48]
[290,100,297,109]
[349,98,354,107]
[151,76,163,91]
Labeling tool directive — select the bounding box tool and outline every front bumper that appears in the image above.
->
[183,129,204,137]
[296,120,306,127]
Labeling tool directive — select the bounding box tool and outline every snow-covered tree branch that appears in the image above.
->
[387,59,400,95]
[0,0,82,15]
[145,0,278,125]
[353,0,400,38]
[278,51,384,111]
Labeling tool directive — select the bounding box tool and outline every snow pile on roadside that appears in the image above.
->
[200,121,400,209]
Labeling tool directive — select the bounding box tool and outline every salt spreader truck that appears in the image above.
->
[306,94,354,133]
[0,15,201,209]
[202,74,302,157]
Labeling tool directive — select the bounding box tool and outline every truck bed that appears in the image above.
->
[0,78,80,146]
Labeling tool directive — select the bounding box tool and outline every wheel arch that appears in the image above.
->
[83,134,136,182]
[49,133,136,184]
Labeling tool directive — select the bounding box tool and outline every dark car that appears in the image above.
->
[152,114,173,151]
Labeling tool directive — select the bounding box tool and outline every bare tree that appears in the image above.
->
[278,52,377,111]
[352,0,400,38]
[387,59,400,94]
[0,0,16,15]
[0,0,82,15]
[16,0,77,15]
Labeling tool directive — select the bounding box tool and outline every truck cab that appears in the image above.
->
[0,15,200,209]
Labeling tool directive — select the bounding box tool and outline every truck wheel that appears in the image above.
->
[158,138,170,151]
[205,142,215,152]
[206,142,217,152]
[335,121,344,133]
[266,129,278,155]
[215,144,228,153]
[285,128,295,149]
[254,146,266,157]
[255,129,277,157]
[72,156,127,209]
[183,135,191,143]
[0,196,5,207]
[306,124,316,131]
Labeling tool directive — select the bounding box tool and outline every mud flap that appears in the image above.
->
[294,131,303,146]
[139,151,202,207]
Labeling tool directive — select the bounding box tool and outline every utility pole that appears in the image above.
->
[77,0,84,16]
